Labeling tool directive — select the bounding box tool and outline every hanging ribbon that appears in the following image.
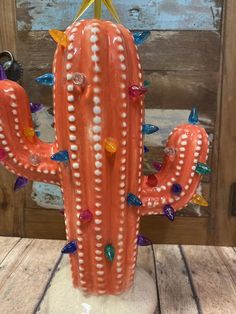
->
[75,0,120,23]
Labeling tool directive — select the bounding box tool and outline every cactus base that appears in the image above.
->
[38,256,157,314]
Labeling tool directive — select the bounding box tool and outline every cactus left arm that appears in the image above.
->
[0,80,60,184]
[140,124,209,215]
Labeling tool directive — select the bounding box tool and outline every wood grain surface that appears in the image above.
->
[208,0,236,246]
[1,237,236,314]
[16,0,223,31]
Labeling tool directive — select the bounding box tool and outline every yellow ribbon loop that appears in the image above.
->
[75,0,120,23]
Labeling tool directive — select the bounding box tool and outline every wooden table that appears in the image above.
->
[0,237,235,314]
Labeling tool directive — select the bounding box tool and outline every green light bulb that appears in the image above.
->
[105,244,115,262]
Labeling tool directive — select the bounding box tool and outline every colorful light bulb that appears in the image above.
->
[195,162,211,175]
[191,194,209,207]
[29,154,41,166]
[0,64,7,80]
[153,162,162,172]
[104,137,118,154]
[51,150,69,162]
[30,102,43,113]
[0,148,7,161]
[14,176,28,192]
[35,73,54,87]
[72,73,87,87]
[59,208,65,215]
[129,85,147,98]
[171,183,182,195]
[23,127,35,142]
[163,204,175,221]
[137,234,152,246]
[188,107,199,125]
[142,124,159,135]
[79,209,93,223]
[35,131,41,138]
[146,174,158,187]
[127,193,142,207]
[105,244,115,262]
[49,29,69,48]
[144,145,149,153]
[61,241,77,254]
[133,31,151,46]
[144,80,151,87]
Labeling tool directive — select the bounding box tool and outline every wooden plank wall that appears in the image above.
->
[0,0,230,244]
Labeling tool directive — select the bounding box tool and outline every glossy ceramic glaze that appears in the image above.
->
[0,19,209,295]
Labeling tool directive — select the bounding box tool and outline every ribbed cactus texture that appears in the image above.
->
[0,19,209,295]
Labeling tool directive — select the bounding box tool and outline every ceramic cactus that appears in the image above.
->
[0,19,209,295]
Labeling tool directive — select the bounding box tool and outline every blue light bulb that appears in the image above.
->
[133,31,151,46]
[127,193,143,207]
[142,124,159,135]
[137,234,152,246]
[171,183,182,195]
[61,241,77,254]
[163,204,175,221]
[188,107,199,125]
[51,150,69,162]
[35,73,54,87]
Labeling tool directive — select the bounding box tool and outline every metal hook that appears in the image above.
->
[0,51,14,70]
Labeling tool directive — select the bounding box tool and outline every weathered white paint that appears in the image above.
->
[31,182,63,209]
[16,0,222,31]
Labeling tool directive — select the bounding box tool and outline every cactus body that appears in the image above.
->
[0,19,209,295]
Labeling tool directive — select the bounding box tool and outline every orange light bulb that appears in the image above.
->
[104,137,118,154]
[49,29,69,48]
[191,194,208,207]
[23,127,35,142]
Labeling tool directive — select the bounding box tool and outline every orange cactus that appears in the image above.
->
[0,19,209,295]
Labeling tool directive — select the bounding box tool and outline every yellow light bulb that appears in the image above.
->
[23,127,35,142]
[104,138,118,154]
[49,30,69,48]
[191,194,208,207]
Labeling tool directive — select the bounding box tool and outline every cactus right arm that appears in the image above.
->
[140,124,209,215]
[0,80,60,185]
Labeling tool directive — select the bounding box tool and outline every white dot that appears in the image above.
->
[68,105,75,112]
[93,116,101,124]
[93,106,101,114]
[71,145,78,151]
[91,44,99,52]
[121,64,126,71]
[93,125,101,133]
[94,144,102,151]
[93,135,101,142]
[67,53,73,60]
[66,63,72,70]
[93,76,100,83]
[91,55,99,62]
[69,134,77,141]
[95,169,102,176]
[90,35,98,43]
[95,153,102,160]
[73,163,79,169]
[95,161,102,168]
[93,96,101,104]
[68,95,74,102]
[67,74,72,80]
[67,84,74,91]
[68,115,75,122]
[69,125,77,131]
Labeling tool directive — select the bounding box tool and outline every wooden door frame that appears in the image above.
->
[0,0,235,245]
